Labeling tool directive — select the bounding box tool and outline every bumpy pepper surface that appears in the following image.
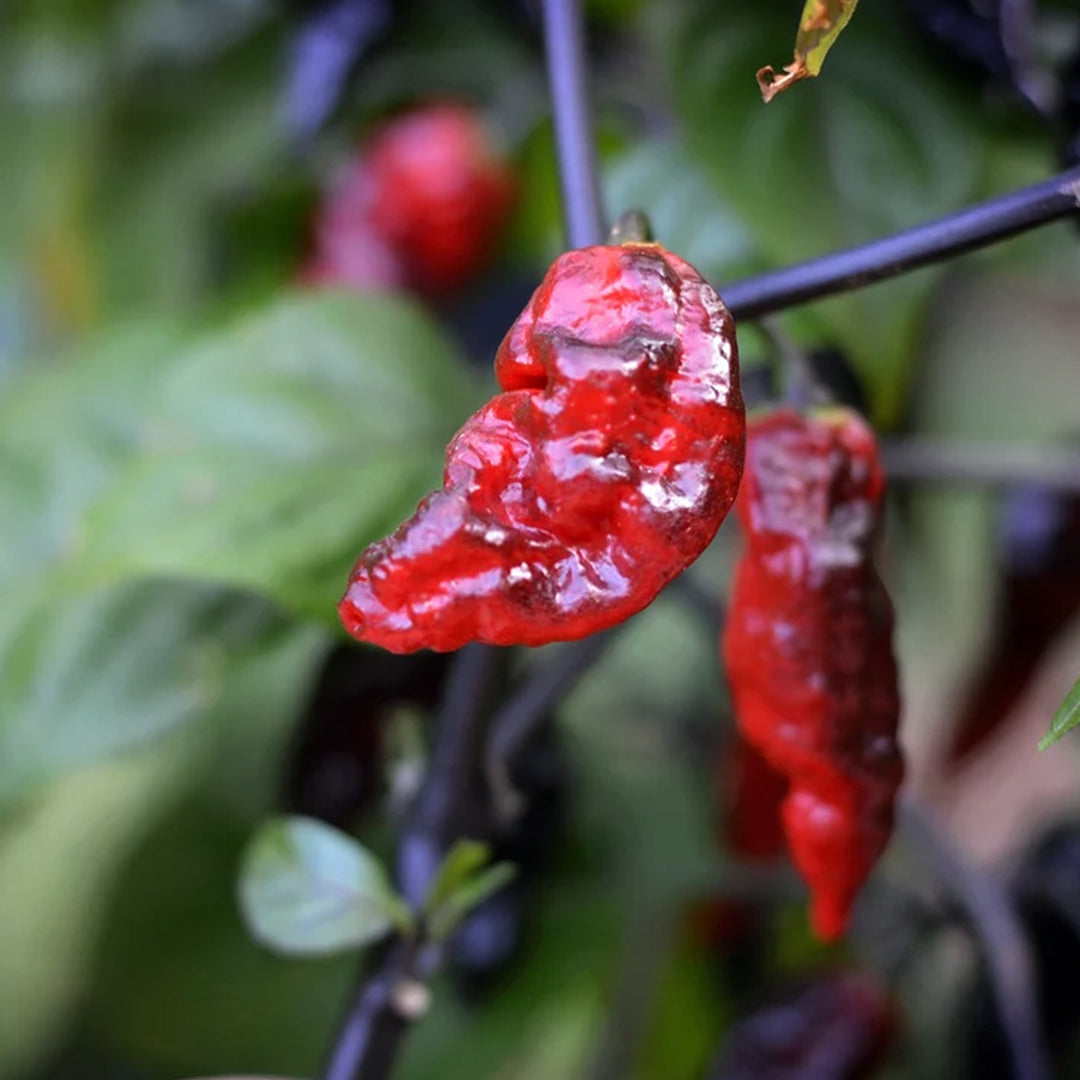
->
[339,242,744,653]
[721,407,904,940]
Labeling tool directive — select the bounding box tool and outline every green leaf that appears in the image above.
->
[422,838,493,918]
[603,136,759,283]
[74,291,475,618]
[0,319,186,592]
[0,730,200,1079]
[757,0,861,102]
[1040,673,1080,750]
[421,839,516,942]
[428,862,517,942]
[656,0,982,423]
[78,628,348,1079]
[239,816,411,956]
[0,579,277,810]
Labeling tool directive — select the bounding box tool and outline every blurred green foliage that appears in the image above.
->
[2,1,1080,1079]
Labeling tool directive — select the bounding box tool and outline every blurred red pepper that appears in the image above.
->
[725,733,789,861]
[722,407,904,940]
[340,241,744,653]
[301,103,515,296]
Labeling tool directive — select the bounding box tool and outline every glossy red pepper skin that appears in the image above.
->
[339,243,744,653]
[722,407,903,941]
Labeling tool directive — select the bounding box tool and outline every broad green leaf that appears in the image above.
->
[1040,673,1080,750]
[0,579,279,809]
[74,292,474,619]
[656,0,982,423]
[239,816,411,956]
[757,0,860,102]
[0,319,186,591]
[82,454,434,621]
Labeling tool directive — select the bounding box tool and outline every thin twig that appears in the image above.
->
[488,630,617,779]
[320,938,425,1080]
[881,437,1080,494]
[721,168,1080,321]
[319,645,503,1080]
[586,907,679,1080]
[485,571,725,811]
[542,0,606,248]
[899,798,1050,1080]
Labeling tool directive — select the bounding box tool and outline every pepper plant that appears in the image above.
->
[1,2,1080,1080]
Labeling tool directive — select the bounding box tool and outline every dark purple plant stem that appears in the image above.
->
[319,648,502,1080]
[881,437,1080,494]
[900,799,1050,1080]
[721,167,1080,321]
[542,0,606,248]
[488,629,616,783]
[320,937,422,1080]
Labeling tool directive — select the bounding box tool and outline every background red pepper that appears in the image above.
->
[722,407,904,941]
[301,103,515,297]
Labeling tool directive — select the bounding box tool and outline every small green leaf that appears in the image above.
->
[428,862,518,942]
[422,839,517,942]
[1039,673,1080,750]
[239,816,412,956]
[757,0,860,102]
[422,839,493,918]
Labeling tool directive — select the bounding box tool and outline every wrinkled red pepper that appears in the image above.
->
[340,242,745,653]
[722,407,904,940]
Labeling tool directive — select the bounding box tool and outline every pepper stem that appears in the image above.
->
[608,209,655,245]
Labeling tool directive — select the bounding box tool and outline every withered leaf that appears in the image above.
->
[757,0,860,103]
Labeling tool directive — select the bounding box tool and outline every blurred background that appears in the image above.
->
[2,1,1080,1078]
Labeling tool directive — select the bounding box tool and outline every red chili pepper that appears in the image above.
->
[724,732,788,861]
[366,103,515,295]
[691,735,788,958]
[302,103,515,296]
[721,407,904,941]
[339,242,745,653]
